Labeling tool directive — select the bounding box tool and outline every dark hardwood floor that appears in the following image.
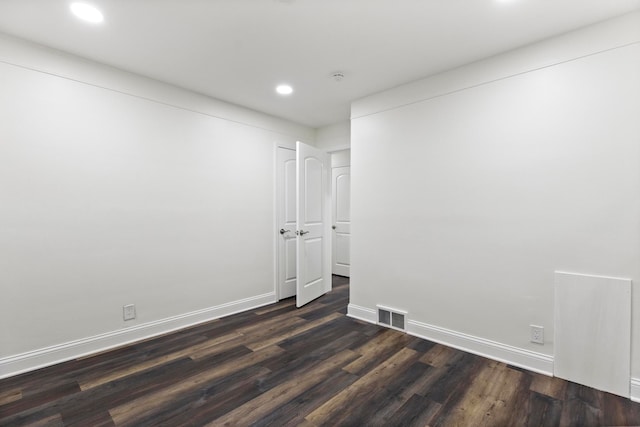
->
[2,275,640,426]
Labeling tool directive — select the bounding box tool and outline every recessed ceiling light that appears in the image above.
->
[276,84,293,95]
[70,2,104,23]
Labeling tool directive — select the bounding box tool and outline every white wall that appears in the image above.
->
[331,150,351,168]
[315,120,351,152]
[350,11,640,387]
[0,34,314,377]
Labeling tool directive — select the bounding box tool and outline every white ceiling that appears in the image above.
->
[0,0,639,128]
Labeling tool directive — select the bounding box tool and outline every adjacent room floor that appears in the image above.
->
[1,276,639,426]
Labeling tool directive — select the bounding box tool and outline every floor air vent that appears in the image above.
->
[377,306,406,331]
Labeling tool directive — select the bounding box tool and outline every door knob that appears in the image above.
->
[279,229,290,235]
[297,230,310,236]
[332,225,336,230]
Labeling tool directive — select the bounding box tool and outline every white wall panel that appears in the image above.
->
[554,272,631,397]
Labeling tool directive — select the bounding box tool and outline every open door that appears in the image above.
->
[331,165,351,277]
[296,141,331,307]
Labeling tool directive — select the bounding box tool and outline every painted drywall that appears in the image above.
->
[315,120,351,152]
[331,150,351,169]
[0,34,314,374]
[350,11,640,382]
[0,33,314,142]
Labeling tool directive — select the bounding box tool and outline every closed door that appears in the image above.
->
[276,146,296,299]
[296,141,331,307]
[332,166,350,277]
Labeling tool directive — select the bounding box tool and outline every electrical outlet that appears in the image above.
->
[123,304,136,321]
[530,325,544,344]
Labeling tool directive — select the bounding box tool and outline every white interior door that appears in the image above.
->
[296,141,331,307]
[276,147,297,299]
[332,166,351,277]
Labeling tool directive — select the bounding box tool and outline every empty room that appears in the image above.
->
[1,1,640,426]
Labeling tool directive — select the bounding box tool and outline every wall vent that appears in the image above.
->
[377,305,407,331]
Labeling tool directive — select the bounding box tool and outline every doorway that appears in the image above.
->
[275,142,332,307]
[331,150,351,277]
[276,145,297,300]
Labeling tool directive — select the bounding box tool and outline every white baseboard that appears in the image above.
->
[631,378,640,403]
[349,305,640,400]
[347,304,377,323]
[407,319,554,376]
[0,292,276,380]
[347,303,553,377]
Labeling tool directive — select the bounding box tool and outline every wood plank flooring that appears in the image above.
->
[2,275,640,426]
